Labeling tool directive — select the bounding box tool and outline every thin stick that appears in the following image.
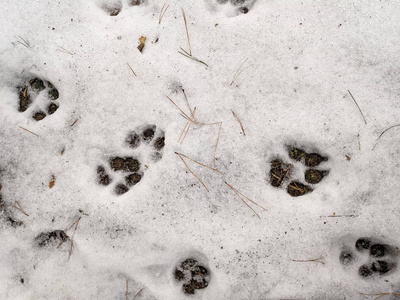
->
[133,288,144,300]
[57,217,81,249]
[231,109,246,136]
[177,153,209,192]
[226,182,267,211]
[225,181,260,218]
[176,152,222,173]
[348,90,367,125]
[18,36,31,48]
[182,89,194,117]
[359,293,400,300]
[178,48,208,67]
[12,201,29,216]
[357,134,361,150]
[178,119,190,143]
[159,4,169,24]
[181,9,191,56]
[230,58,254,86]
[180,108,197,144]
[126,280,128,300]
[320,215,358,218]
[68,217,81,259]
[292,259,325,265]
[372,124,400,150]
[166,96,191,120]
[58,46,73,55]
[127,63,137,77]
[19,126,39,137]
[70,118,79,127]
[213,122,222,167]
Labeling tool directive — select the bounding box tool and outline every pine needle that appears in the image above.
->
[225,181,267,219]
[348,90,367,125]
[70,118,79,127]
[231,109,246,136]
[133,288,144,300]
[178,48,209,67]
[127,63,137,77]
[159,4,169,24]
[175,152,222,173]
[182,89,194,118]
[58,46,73,55]
[230,58,253,86]
[176,153,209,192]
[372,124,400,150]
[292,258,325,265]
[126,280,128,300]
[12,201,29,216]
[180,108,197,144]
[181,8,191,56]
[19,126,39,137]
[213,122,222,167]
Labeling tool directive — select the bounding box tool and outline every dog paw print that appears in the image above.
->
[339,237,398,278]
[17,77,60,121]
[35,230,69,248]
[96,125,165,195]
[98,0,147,17]
[269,146,329,197]
[174,258,210,295]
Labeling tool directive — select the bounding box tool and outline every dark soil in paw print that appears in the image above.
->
[109,157,140,172]
[340,236,398,278]
[355,238,371,251]
[214,0,257,15]
[287,181,312,197]
[129,0,147,5]
[97,166,111,186]
[174,258,210,295]
[101,2,122,16]
[304,169,327,184]
[304,153,327,167]
[339,250,354,266]
[370,244,386,257]
[115,183,129,195]
[33,111,46,121]
[126,132,141,149]
[269,159,290,187]
[35,230,68,247]
[154,137,165,151]
[289,147,306,161]
[17,76,60,120]
[126,173,141,187]
[238,7,249,14]
[142,126,155,142]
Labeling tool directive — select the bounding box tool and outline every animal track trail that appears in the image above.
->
[17,76,60,121]
[95,125,165,195]
[98,0,147,17]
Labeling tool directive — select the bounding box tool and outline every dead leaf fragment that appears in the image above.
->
[138,36,146,52]
[49,175,56,189]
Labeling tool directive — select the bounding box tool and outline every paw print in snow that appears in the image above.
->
[17,77,60,121]
[211,0,257,15]
[98,0,147,17]
[339,237,399,278]
[96,125,165,195]
[269,145,329,197]
[174,258,210,295]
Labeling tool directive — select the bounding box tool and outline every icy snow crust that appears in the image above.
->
[1,0,400,299]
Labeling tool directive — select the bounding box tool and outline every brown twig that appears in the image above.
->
[176,153,209,192]
[19,126,39,137]
[133,288,144,300]
[127,63,137,77]
[181,8,191,56]
[159,4,169,24]
[372,124,400,151]
[292,258,325,265]
[231,109,246,136]
[357,134,361,150]
[70,118,79,127]
[126,280,128,300]
[360,292,400,300]
[12,201,29,216]
[320,215,359,218]
[230,58,254,86]
[58,46,73,55]
[175,152,222,173]
[225,181,267,219]
[348,90,367,125]
[213,122,222,167]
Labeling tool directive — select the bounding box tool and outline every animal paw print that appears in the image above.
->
[269,145,329,197]
[339,237,398,278]
[174,258,210,295]
[17,77,60,121]
[98,0,147,17]
[212,0,257,15]
[96,125,165,195]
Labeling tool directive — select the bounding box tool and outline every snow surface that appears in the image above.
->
[1,0,400,299]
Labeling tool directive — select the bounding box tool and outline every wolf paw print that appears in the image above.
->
[339,237,399,278]
[96,125,165,195]
[269,145,329,197]
[174,258,210,295]
[98,0,147,17]
[17,77,60,121]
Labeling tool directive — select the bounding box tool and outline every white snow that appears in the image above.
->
[1,0,400,299]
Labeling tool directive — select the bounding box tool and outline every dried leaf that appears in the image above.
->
[138,36,146,52]
[49,175,56,189]
[61,148,65,155]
